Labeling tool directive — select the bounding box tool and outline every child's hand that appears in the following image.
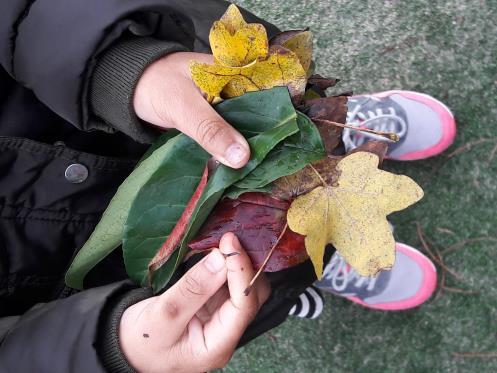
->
[119,233,270,372]
[134,52,251,169]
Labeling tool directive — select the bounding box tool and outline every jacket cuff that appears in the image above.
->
[90,37,188,143]
[97,287,153,373]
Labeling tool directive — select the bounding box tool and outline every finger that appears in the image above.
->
[186,315,205,348]
[254,274,271,306]
[195,285,229,324]
[203,233,260,353]
[169,84,251,168]
[156,249,227,342]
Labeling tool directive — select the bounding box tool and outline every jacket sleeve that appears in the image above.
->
[0,281,147,373]
[0,0,279,141]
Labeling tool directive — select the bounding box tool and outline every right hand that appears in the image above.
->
[119,233,270,372]
[133,52,251,169]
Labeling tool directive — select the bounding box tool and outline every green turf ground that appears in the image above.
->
[222,1,497,371]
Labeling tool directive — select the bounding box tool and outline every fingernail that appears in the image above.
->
[204,250,225,273]
[223,252,239,258]
[225,142,248,167]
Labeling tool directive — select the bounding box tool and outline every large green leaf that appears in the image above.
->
[138,130,180,163]
[122,88,299,290]
[123,135,209,285]
[64,132,187,290]
[233,111,325,190]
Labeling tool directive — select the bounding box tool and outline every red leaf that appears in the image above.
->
[189,192,308,271]
[148,166,209,274]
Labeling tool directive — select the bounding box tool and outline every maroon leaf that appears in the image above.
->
[189,192,307,272]
[148,166,209,274]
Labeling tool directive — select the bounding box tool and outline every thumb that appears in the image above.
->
[133,52,250,168]
[136,72,251,168]
[169,84,251,168]
[156,249,228,342]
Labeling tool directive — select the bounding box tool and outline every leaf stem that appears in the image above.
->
[313,118,399,142]
[308,164,327,187]
[244,223,288,296]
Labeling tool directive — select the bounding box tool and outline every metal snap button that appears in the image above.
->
[65,163,88,183]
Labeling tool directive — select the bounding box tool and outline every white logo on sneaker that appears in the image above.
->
[343,96,408,151]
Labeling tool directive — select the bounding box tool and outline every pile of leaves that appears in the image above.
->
[65,5,423,294]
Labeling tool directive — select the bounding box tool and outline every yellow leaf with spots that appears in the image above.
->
[286,152,424,278]
[189,5,309,103]
[223,46,306,100]
[210,4,268,67]
[189,61,252,99]
[190,46,306,102]
[219,3,247,33]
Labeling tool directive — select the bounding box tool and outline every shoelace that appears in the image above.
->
[322,254,378,293]
[343,96,408,151]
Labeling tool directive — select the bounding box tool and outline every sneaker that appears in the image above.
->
[288,285,324,319]
[315,243,437,311]
[343,91,456,160]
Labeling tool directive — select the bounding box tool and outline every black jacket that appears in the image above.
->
[0,1,319,372]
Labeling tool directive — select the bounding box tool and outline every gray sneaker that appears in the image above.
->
[343,90,456,160]
[315,243,437,310]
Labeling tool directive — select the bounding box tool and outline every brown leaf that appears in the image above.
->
[348,141,388,164]
[305,96,348,154]
[272,141,389,200]
[307,74,340,90]
[305,96,348,123]
[272,157,340,200]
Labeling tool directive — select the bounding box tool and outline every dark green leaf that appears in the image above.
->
[123,135,209,286]
[233,111,325,190]
[215,87,297,138]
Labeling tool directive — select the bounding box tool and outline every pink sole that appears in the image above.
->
[356,90,457,161]
[346,243,438,311]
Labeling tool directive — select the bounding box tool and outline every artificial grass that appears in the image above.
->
[223,0,497,371]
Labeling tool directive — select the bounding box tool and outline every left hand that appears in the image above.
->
[119,233,271,372]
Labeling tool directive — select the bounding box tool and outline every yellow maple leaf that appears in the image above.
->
[210,4,268,67]
[286,152,424,278]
